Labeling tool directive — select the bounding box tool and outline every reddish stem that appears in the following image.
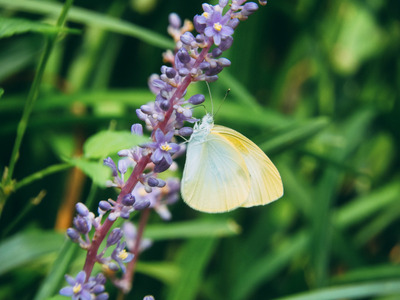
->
[122,207,151,292]
[81,38,213,283]
[82,155,150,278]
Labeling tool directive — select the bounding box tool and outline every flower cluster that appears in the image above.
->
[61,1,263,299]
[60,271,108,300]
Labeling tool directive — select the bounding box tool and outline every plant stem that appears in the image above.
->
[82,155,151,278]
[1,0,75,215]
[15,163,72,190]
[122,207,151,293]
[7,0,74,180]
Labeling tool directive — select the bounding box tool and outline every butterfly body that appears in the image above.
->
[181,114,283,213]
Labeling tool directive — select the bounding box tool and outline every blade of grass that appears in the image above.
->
[333,180,400,230]
[165,238,218,300]
[0,0,174,49]
[145,219,241,240]
[0,0,74,216]
[311,109,375,287]
[231,231,309,300]
[259,117,329,154]
[274,279,400,300]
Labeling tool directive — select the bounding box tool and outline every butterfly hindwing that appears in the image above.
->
[212,125,284,207]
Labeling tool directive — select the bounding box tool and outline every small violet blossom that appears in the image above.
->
[60,271,108,300]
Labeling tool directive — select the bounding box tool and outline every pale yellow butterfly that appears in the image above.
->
[181,113,283,213]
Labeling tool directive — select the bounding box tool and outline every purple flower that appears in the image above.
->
[147,129,180,167]
[123,221,153,253]
[60,271,92,300]
[111,241,134,273]
[203,11,233,46]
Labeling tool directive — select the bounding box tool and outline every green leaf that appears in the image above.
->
[333,181,400,230]
[331,264,400,284]
[231,231,309,300]
[0,17,79,38]
[165,238,218,300]
[145,219,241,240]
[66,157,110,187]
[274,279,400,300]
[260,117,330,154]
[136,261,180,285]
[0,0,174,49]
[0,230,64,275]
[83,130,148,159]
[33,242,80,300]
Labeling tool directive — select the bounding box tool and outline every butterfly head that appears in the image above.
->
[191,113,214,141]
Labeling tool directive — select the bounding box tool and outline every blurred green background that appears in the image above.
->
[0,0,399,299]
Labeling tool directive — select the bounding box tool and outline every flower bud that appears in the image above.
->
[147,177,159,187]
[76,202,89,216]
[219,36,233,51]
[169,13,181,29]
[166,67,177,79]
[159,100,170,111]
[122,194,135,206]
[131,123,143,136]
[140,104,153,114]
[99,200,112,211]
[212,48,223,58]
[180,32,195,45]
[67,228,80,241]
[107,228,123,246]
[188,94,205,105]
[177,48,190,64]
[134,199,151,210]
[73,216,91,234]
[218,58,231,67]
[103,157,118,177]
[178,127,193,136]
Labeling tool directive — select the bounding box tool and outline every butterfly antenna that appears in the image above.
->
[206,81,213,115]
[214,88,231,117]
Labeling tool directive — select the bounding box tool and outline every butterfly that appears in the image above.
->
[181,113,283,213]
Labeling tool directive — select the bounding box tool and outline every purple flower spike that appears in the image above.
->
[143,296,155,300]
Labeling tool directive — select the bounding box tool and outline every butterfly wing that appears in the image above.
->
[181,130,251,213]
[212,125,283,207]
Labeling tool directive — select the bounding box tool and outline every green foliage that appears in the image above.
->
[0,0,399,299]
[0,17,79,38]
[83,130,148,159]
